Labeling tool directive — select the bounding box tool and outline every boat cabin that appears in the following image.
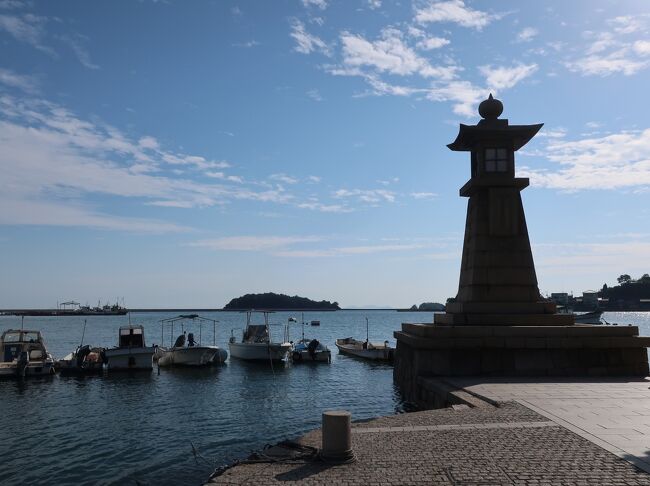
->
[2,330,47,362]
[118,325,146,348]
[243,324,269,343]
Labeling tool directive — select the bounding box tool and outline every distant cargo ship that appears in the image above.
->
[5,301,128,317]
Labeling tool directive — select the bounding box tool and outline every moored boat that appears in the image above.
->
[56,345,106,375]
[335,317,394,361]
[0,329,55,378]
[229,310,292,362]
[335,337,394,361]
[104,325,156,371]
[292,339,331,363]
[157,314,226,367]
[574,310,603,324]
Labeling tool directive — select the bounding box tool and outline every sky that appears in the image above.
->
[1,0,649,308]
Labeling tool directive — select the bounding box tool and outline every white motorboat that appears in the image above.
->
[229,310,292,362]
[0,329,55,378]
[157,314,227,367]
[104,325,156,371]
[335,317,394,361]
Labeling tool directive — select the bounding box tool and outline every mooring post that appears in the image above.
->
[321,410,354,463]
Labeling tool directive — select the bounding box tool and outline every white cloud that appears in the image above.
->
[414,0,496,30]
[0,67,37,92]
[608,15,647,35]
[297,201,351,213]
[290,19,330,55]
[307,175,321,183]
[566,51,647,76]
[301,0,327,9]
[333,188,396,203]
[339,28,456,79]
[479,63,538,91]
[0,12,52,54]
[306,88,323,101]
[367,0,381,9]
[269,173,299,184]
[634,40,650,56]
[416,36,450,51]
[58,34,99,70]
[516,27,538,42]
[189,235,321,252]
[232,40,260,48]
[426,80,484,117]
[522,128,650,191]
[410,192,438,200]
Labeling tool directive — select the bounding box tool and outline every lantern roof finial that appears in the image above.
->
[478,93,503,120]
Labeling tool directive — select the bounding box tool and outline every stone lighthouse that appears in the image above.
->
[437,94,572,327]
[393,95,650,406]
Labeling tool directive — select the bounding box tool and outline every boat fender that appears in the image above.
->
[292,351,302,362]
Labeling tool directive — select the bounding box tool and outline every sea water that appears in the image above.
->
[1,310,648,485]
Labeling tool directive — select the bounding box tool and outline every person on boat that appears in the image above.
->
[187,332,196,347]
[174,331,186,348]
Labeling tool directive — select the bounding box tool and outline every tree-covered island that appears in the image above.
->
[223,292,340,310]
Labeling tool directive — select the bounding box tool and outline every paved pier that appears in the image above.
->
[209,394,650,485]
[445,377,650,475]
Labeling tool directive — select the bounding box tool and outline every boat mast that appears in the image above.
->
[366,317,369,343]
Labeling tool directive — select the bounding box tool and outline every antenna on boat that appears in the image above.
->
[80,319,87,348]
[301,312,305,341]
[366,317,369,344]
[128,312,132,325]
[21,315,24,331]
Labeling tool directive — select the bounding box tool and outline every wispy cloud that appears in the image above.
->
[58,34,100,70]
[410,192,438,200]
[301,0,327,10]
[333,188,396,203]
[414,0,497,30]
[479,63,538,91]
[516,27,538,42]
[269,173,299,184]
[189,235,322,252]
[0,67,38,92]
[0,12,52,54]
[290,19,330,55]
[306,88,323,101]
[565,17,650,76]
[521,128,650,191]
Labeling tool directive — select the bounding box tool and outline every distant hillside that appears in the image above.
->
[403,302,446,312]
[223,292,340,310]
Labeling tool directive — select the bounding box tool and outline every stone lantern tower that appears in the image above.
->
[392,95,650,407]
[436,94,572,326]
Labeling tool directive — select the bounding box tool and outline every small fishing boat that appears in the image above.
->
[289,316,331,363]
[229,310,292,362]
[56,345,106,375]
[310,320,320,326]
[292,339,331,363]
[104,325,156,371]
[335,318,394,361]
[0,329,55,378]
[157,314,227,367]
[574,310,603,324]
[335,337,394,361]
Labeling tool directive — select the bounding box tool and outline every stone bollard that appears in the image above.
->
[321,410,355,463]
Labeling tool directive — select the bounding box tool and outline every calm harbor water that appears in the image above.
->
[0,310,413,486]
[1,310,649,486]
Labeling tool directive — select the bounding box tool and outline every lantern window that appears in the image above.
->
[484,148,508,172]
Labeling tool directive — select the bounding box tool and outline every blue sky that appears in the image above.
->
[1,0,649,308]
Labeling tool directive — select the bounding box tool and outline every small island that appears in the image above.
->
[399,302,446,312]
[223,292,340,311]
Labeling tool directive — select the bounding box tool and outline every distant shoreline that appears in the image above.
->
[0,308,405,315]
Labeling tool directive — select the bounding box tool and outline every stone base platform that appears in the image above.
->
[394,323,650,404]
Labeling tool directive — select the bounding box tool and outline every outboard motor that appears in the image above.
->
[307,339,319,359]
[17,351,29,378]
[173,332,186,348]
[76,345,91,368]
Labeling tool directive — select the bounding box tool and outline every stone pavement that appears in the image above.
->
[446,376,650,475]
[208,401,650,485]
